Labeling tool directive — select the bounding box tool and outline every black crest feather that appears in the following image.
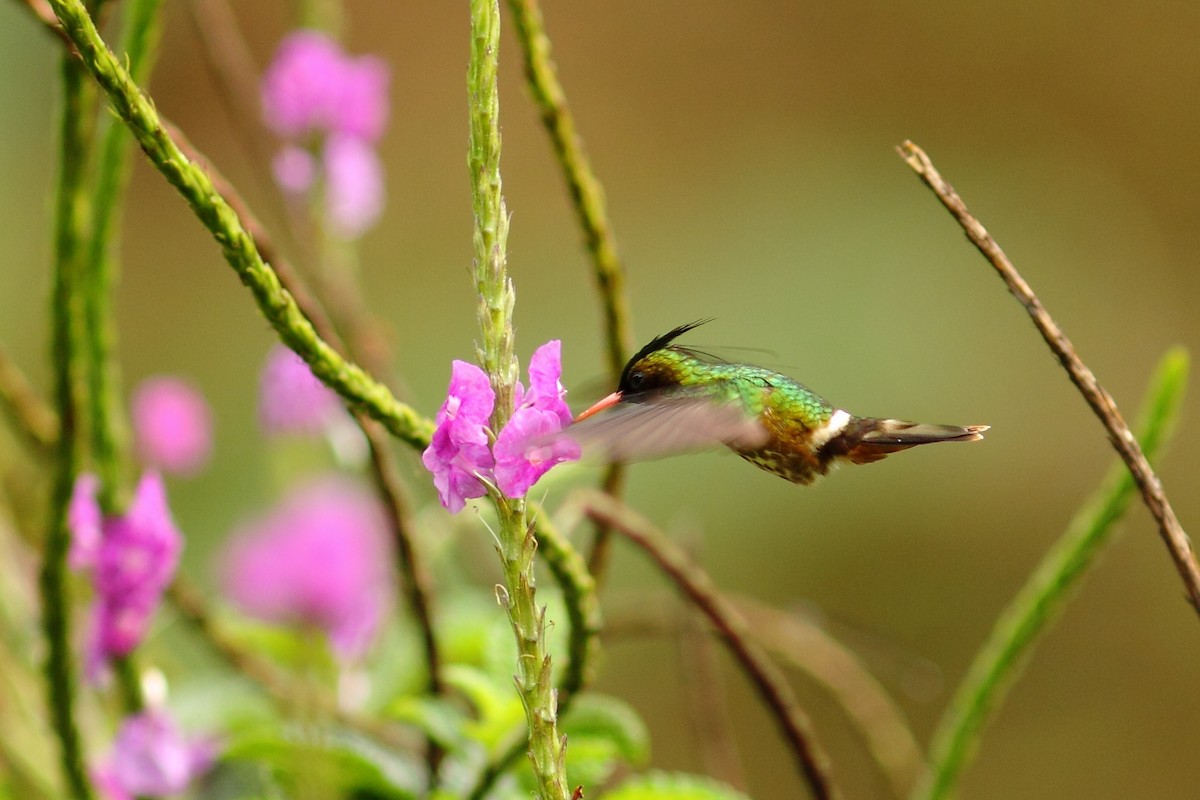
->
[622,319,713,384]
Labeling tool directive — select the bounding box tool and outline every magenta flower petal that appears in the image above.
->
[106,711,217,798]
[261,30,343,138]
[82,472,182,681]
[68,473,102,571]
[331,54,390,142]
[323,135,385,238]
[523,339,573,426]
[422,361,496,513]
[494,407,581,498]
[132,377,213,476]
[259,344,344,436]
[220,477,393,660]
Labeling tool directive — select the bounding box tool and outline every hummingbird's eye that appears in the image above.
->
[627,370,646,390]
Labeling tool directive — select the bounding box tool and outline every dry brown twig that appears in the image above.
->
[898,140,1200,617]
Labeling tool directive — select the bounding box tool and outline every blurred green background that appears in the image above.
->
[3,2,1200,798]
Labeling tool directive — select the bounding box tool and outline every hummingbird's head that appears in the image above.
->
[577,320,711,420]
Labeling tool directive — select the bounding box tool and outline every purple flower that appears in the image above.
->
[262,31,390,240]
[261,31,345,139]
[259,344,344,436]
[220,476,393,659]
[96,710,218,800]
[331,54,390,142]
[262,31,390,143]
[132,377,213,476]
[68,473,182,681]
[493,340,580,497]
[324,135,385,238]
[423,342,579,509]
[422,361,496,513]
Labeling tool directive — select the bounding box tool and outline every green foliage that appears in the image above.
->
[603,771,752,800]
[219,726,424,800]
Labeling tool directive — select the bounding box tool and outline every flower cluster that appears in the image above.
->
[262,30,389,238]
[219,476,393,660]
[93,710,217,800]
[131,376,213,476]
[422,340,580,512]
[68,473,182,682]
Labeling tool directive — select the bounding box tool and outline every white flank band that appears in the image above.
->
[809,408,851,450]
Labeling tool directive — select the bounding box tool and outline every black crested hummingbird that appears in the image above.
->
[569,321,987,484]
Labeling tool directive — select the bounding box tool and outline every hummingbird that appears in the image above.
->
[569,321,987,484]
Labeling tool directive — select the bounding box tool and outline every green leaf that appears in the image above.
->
[562,693,650,766]
[442,665,525,750]
[386,695,468,750]
[604,771,754,800]
[221,725,422,800]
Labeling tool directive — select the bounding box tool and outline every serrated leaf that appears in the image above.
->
[603,771,754,800]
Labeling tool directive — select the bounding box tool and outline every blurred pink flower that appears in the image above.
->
[262,31,390,239]
[272,145,316,194]
[95,710,218,800]
[68,473,182,681]
[324,135,385,238]
[493,340,579,497]
[261,30,345,139]
[258,344,344,436]
[220,476,393,659]
[68,472,102,571]
[132,377,213,475]
[332,54,390,142]
[422,360,495,513]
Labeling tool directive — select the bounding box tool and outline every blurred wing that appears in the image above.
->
[561,395,769,464]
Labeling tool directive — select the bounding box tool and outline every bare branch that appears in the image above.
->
[898,140,1200,618]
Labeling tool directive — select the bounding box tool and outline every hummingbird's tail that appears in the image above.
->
[833,418,988,465]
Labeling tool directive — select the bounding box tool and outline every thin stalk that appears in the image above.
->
[469,0,568,797]
[40,50,95,800]
[899,140,1200,617]
[82,0,165,514]
[44,0,434,450]
[914,348,1188,800]
[465,508,601,800]
[504,0,634,586]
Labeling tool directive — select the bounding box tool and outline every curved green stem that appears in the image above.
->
[41,50,95,800]
[913,347,1189,800]
[44,0,434,450]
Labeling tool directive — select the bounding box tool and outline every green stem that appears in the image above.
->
[82,0,165,514]
[40,50,96,800]
[504,0,634,587]
[44,0,434,451]
[913,347,1189,800]
[505,0,633,381]
[466,507,601,800]
[468,1,568,797]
